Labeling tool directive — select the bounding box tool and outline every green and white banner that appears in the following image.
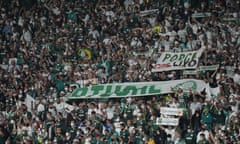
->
[140,9,159,16]
[160,107,183,116]
[68,79,206,99]
[152,49,203,72]
[183,70,197,75]
[156,117,179,126]
[199,65,219,71]
[191,12,211,18]
[183,65,219,75]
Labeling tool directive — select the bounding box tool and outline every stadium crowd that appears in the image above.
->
[0,0,240,143]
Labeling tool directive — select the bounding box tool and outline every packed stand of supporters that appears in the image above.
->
[0,0,240,143]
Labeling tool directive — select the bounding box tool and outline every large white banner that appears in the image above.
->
[152,49,203,72]
[68,79,207,99]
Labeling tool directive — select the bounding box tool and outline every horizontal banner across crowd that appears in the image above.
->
[152,49,203,72]
[68,79,206,99]
[183,65,219,75]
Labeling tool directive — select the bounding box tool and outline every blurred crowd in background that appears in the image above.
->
[0,0,240,143]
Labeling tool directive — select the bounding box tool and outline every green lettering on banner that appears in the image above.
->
[91,85,104,95]
[140,86,148,94]
[73,87,88,97]
[178,53,185,61]
[68,79,206,99]
[182,53,193,66]
[170,54,178,62]
[184,53,192,63]
[115,85,138,96]
[162,53,171,62]
[100,85,112,97]
[114,85,122,96]
[191,52,197,61]
[149,85,161,94]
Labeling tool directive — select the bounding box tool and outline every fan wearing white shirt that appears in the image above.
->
[166,26,177,42]
[186,35,197,51]
[171,41,182,53]
[54,97,65,114]
[164,126,176,141]
[168,96,180,108]
[190,97,202,116]
[161,35,172,51]
[87,102,98,119]
[177,21,187,43]
[106,102,115,120]
[196,124,210,143]
[233,69,240,85]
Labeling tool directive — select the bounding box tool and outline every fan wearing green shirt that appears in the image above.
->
[0,127,7,144]
[55,127,64,144]
[130,127,145,144]
[184,127,196,144]
[210,101,226,127]
[103,129,112,144]
[201,105,213,129]
[120,123,130,144]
